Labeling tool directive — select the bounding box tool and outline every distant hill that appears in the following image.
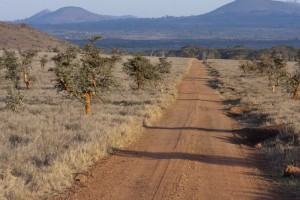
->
[27,0,300,49]
[207,0,300,16]
[16,6,136,24]
[0,21,69,50]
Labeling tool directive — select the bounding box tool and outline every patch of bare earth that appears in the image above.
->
[54,60,295,200]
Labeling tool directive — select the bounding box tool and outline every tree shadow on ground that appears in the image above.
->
[114,149,253,168]
[144,125,233,133]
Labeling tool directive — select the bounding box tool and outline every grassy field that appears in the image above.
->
[0,52,192,199]
[205,59,300,194]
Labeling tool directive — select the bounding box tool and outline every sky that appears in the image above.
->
[0,0,287,21]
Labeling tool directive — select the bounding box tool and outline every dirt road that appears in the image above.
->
[66,60,283,200]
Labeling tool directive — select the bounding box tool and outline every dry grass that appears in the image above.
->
[205,59,300,194]
[0,22,69,51]
[0,53,192,199]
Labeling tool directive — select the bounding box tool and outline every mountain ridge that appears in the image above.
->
[206,0,300,16]
[18,0,300,47]
[17,6,137,24]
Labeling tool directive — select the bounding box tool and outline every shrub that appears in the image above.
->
[256,55,287,93]
[53,37,118,115]
[286,60,300,100]
[20,49,38,89]
[40,54,48,70]
[5,87,24,111]
[123,55,161,90]
[156,57,172,74]
[1,50,20,89]
[239,60,256,76]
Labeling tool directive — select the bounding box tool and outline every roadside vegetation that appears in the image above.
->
[205,56,300,195]
[0,44,191,199]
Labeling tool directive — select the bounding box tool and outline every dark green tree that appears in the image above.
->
[156,57,172,74]
[256,54,287,93]
[239,60,256,76]
[40,54,48,70]
[286,59,300,100]
[20,49,37,89]
[0,50,24,111]
[123,55,161,90]
[265,56,287,93]
[53,37,117,115]
[1,50,20,89]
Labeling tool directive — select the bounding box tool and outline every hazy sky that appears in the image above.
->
[0,0,287,21]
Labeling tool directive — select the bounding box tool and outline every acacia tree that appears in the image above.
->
[239,60,256,76]
[266,56,287,93]
[1,50,20,89]
[256,54,272,76]
[0,50,24,110]
[256,55,287,93]
[123,55,161,90]
[286,59,300,100]
[156,57,172,74]
[40,54,48,70]
[53,37,117,115]
[20,49,37,89]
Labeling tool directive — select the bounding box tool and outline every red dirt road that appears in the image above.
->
[65,60,285,200]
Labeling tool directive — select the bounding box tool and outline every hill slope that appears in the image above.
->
[207,0,300,16]
[20,7,136,24]
[0,21,69,50]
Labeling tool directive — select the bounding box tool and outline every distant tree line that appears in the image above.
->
[147,45,300,61]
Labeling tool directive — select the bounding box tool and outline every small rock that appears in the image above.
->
[255,143,263,149]
[75,174,88,185]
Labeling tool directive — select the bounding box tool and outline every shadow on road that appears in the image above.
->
[144,125,233,133]
[114,149,254,168]
[177,98,221,103]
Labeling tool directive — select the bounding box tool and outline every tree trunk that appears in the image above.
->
[292,83,300,101]
[59,78,72,93]
[84,93,92,115]
[243,69,246,76]
[136,76,141,90]
[25,81,29,89]
[272,85,276,93]
[23,70,29,89]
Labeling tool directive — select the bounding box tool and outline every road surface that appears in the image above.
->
[64,60,287,200]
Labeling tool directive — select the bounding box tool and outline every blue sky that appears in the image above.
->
[0,0,286,21]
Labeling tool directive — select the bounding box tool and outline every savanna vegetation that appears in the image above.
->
[0,41,191,199]
[205,55,300,195]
